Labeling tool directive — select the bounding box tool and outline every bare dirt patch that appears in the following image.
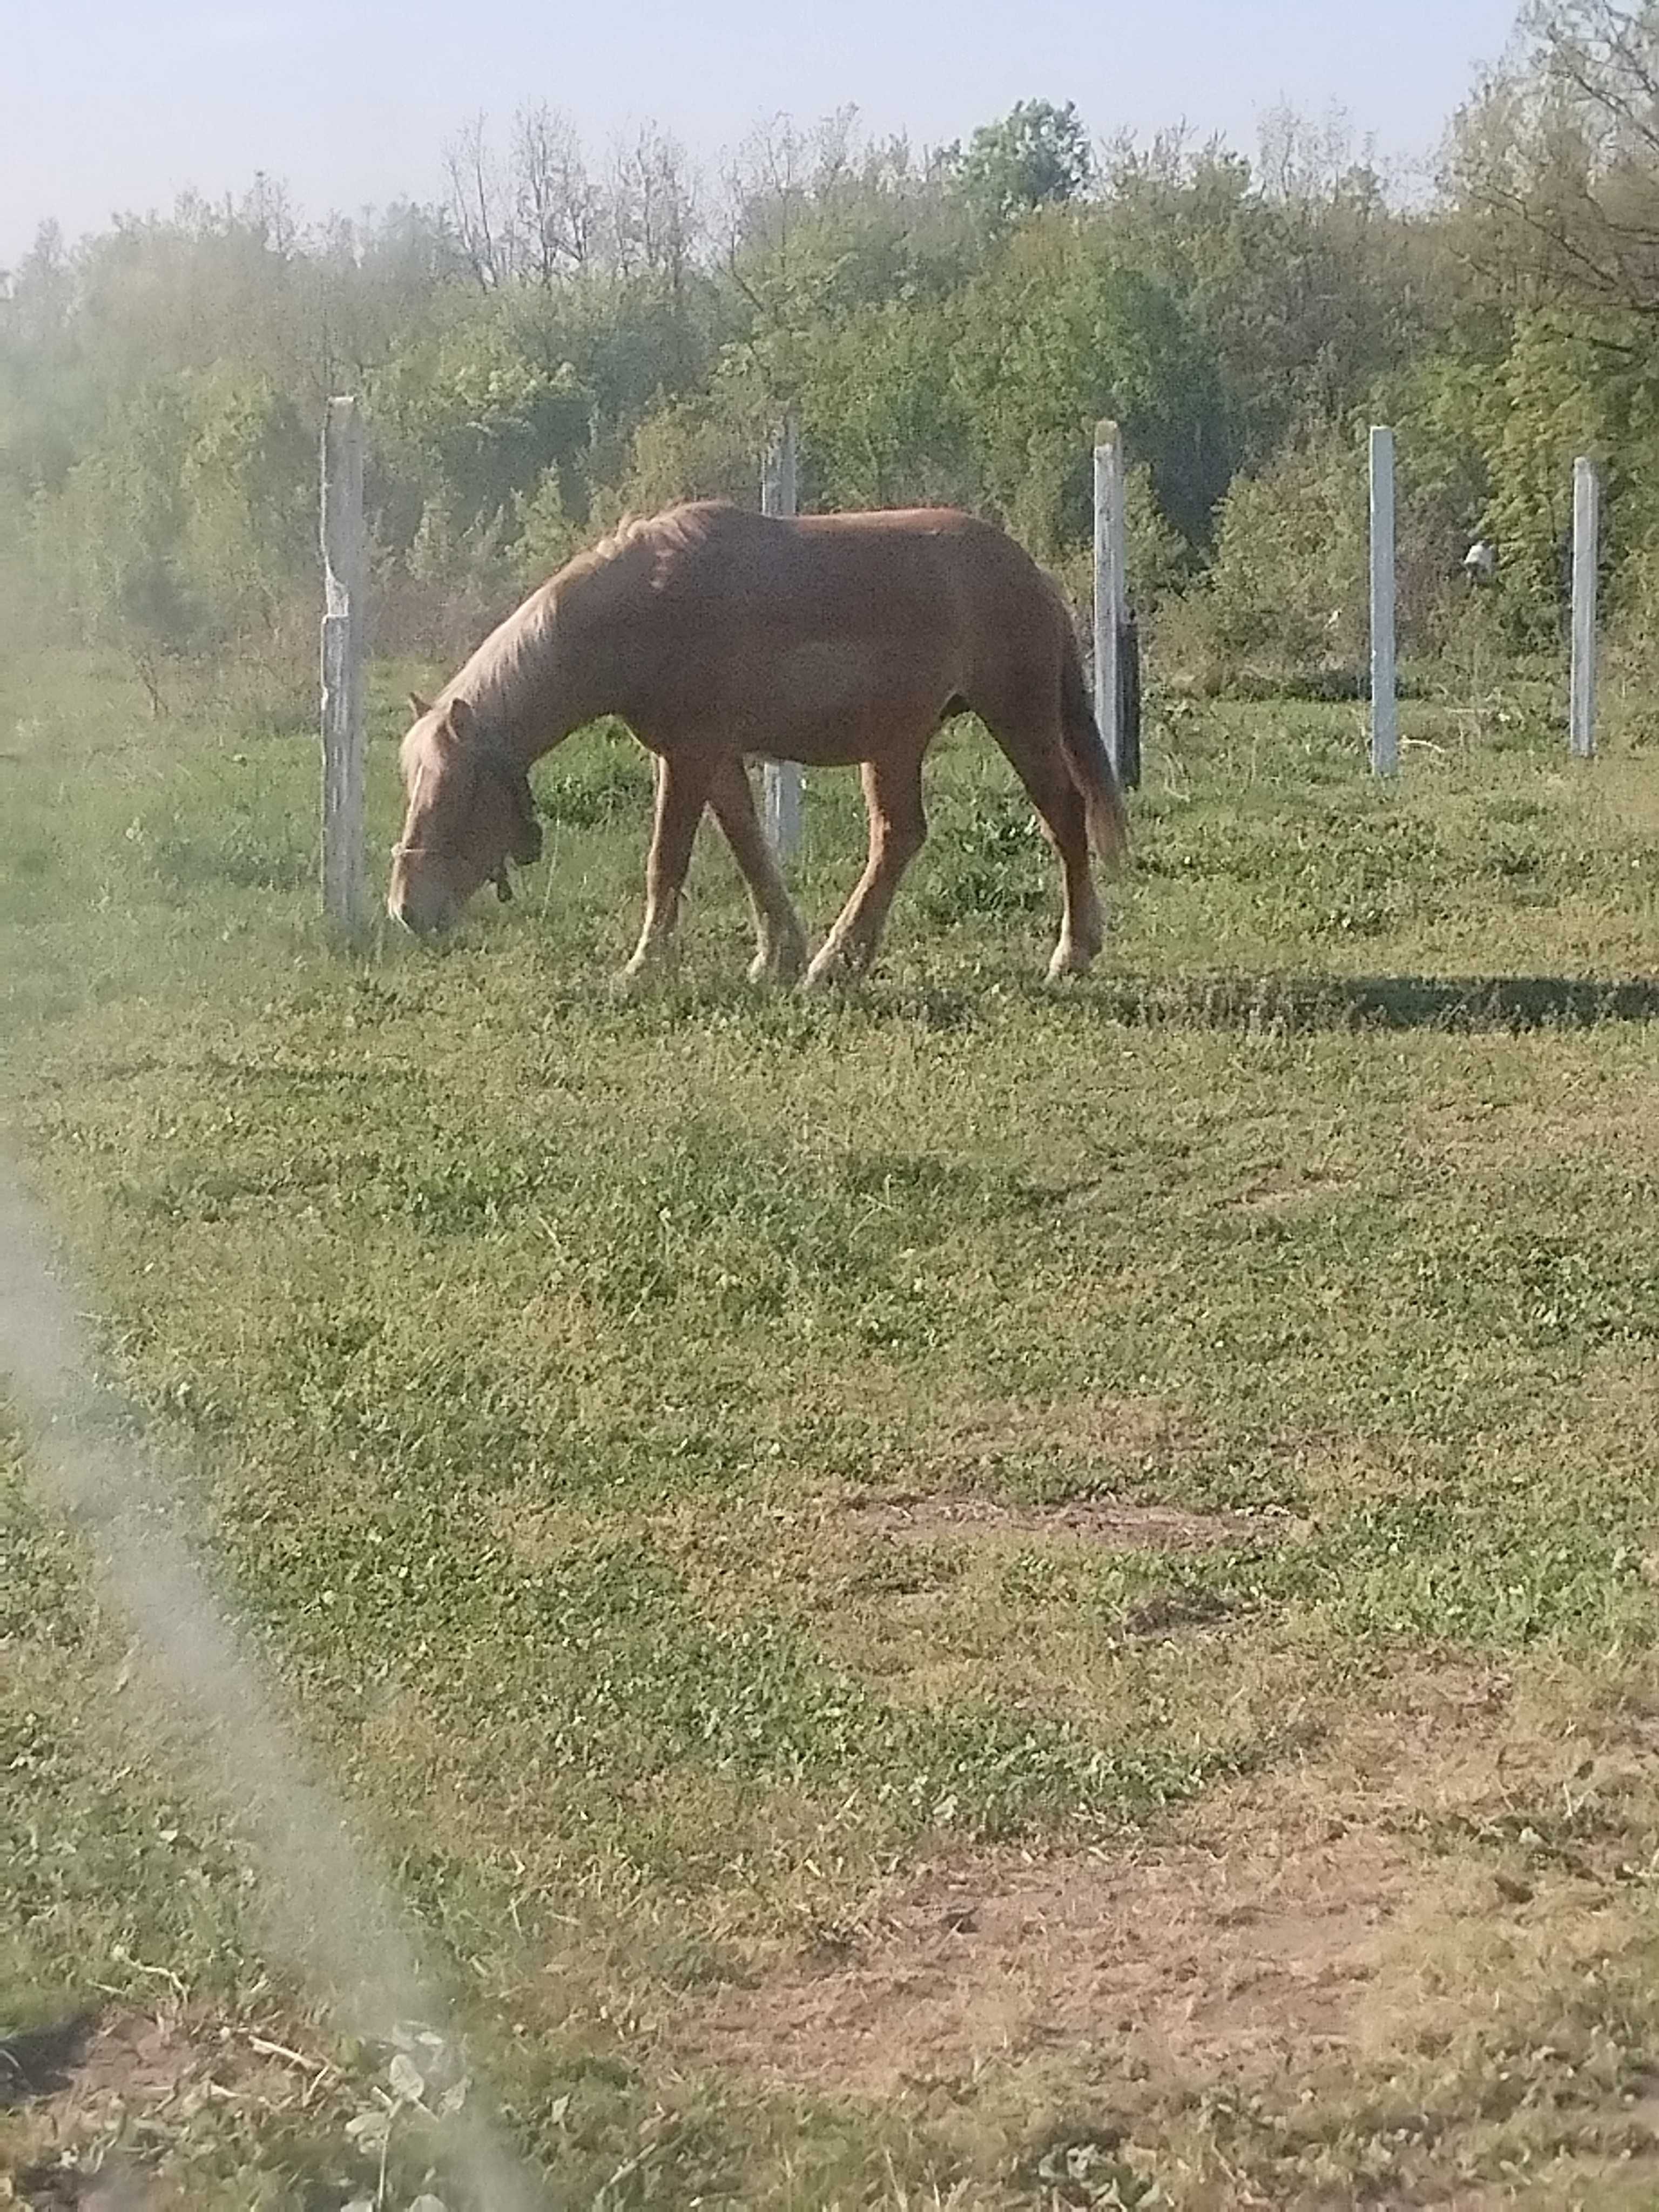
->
[687,1813,1411,2100]
[680,1659,1659,2137]
[843,1491,1290,1552]
[3,2015,220,2117]
[2,2012,332,2209]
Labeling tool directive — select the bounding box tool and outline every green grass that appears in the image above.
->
[5,651,1659,2207]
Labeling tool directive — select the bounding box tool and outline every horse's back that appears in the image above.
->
[651,503,1053,655]
[591,502,1067,759]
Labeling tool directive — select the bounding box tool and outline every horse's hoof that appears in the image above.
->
[612,961,660,998]
[800,953,850,992]
[748,941,808,987]
[1045,941,1096,983]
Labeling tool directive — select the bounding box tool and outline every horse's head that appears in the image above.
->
[389,694,543,935]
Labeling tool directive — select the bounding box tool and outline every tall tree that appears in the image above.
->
[942,99,1095,233]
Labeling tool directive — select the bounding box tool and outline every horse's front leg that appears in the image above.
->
[621,748,716,983]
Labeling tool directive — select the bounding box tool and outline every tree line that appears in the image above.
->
[6,4,1659,702]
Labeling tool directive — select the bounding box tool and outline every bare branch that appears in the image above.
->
[442,114,510,291]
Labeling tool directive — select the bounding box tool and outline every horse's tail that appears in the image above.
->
[1058,620,1130,874]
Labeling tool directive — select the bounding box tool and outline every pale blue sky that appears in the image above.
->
[6,0,1521,264]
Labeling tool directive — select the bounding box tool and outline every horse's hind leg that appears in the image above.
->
[804,747,927,988]
[983,711,1103,980]
[706,754,810,984]
[622,747,716,982]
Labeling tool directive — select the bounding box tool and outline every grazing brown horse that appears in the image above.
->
[389,501,1128,986]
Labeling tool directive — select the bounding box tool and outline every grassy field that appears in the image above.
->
[6,647,1659,2209]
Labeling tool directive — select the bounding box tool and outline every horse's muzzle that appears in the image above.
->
[389,888,455,937]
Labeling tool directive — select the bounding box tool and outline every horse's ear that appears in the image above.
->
[448,696,477,739]
[407,692,434,721]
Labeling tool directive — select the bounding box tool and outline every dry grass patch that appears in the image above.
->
[874,1391,1218,1499]
[841,1493,1288,1553]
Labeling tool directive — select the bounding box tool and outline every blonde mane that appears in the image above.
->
[436,503,725,739]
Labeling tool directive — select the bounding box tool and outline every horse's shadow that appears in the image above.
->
[541,966,1659,1037]
[1084,973,1659,1034]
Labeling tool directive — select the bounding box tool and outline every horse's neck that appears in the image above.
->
[481,676,579,767]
